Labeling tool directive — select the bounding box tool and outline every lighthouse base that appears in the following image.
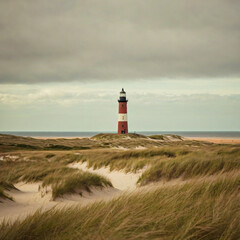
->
[118,121,128,134]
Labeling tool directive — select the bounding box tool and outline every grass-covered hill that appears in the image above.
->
[66,144,240,185]
[91,133,148,140]
[0,133,185,152]
[0,134,100,151]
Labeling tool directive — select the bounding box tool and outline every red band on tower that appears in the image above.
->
[118,88,128,134]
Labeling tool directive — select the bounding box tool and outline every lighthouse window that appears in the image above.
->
[122,104,123,107]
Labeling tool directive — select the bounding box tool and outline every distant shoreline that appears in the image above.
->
[1,131,240,139]
[185,137,240,144]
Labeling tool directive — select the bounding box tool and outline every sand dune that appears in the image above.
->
[0,184,121,222]
[70,162,143,191]
[4,157,236,223]
[0,165,142,222]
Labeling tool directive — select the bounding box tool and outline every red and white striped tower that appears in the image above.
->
[118,88,128,134]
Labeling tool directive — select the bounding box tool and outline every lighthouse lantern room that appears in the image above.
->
[118,88,128,134]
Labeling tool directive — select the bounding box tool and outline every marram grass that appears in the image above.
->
[0,161,112,200]
[0,188,12,202]
[0,175,239,240]
[51,172,112,199]
[0,181,16,201]
[138,150,240,185]
[72,146,240,183]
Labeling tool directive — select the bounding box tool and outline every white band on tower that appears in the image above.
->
[118,113,128,121]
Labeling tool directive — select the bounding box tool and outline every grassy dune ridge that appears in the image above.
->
[69,146,240,184]
[0,134,100,152]
[70,147,190,172]
[0,159,112,200]
[149,134,183,140]
[0,175,239,240]
[1,144,239,197]
[91,133,148,140]
[138,148,240,184]
[0,133,184,152]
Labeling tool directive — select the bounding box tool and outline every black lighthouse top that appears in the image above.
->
[118,88,128,102]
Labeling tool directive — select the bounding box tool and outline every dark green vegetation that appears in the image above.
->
[0,175,239,240]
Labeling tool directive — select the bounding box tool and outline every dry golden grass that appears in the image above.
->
[0,174,239,240]
[0,134,100,152]
[0,134,240,239]
[0,155,112,200]
[0,133,186,152]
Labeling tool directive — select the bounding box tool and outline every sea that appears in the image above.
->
[0,131,240,139]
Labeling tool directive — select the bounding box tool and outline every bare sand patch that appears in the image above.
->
[69,162,142,191]
[0,182,54,222]
[135,146,146,150]
[0,182,120,223]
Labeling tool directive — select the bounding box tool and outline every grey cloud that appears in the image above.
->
[0,0,240,83]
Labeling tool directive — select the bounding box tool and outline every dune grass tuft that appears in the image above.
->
[0,181,15,202]
[0,160,112,200]
[51,172,112,199]
[0,188,12,202]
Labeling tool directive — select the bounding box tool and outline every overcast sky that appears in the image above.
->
[0,0,240,131]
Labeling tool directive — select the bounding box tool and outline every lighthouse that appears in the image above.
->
[118,88,128,134]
